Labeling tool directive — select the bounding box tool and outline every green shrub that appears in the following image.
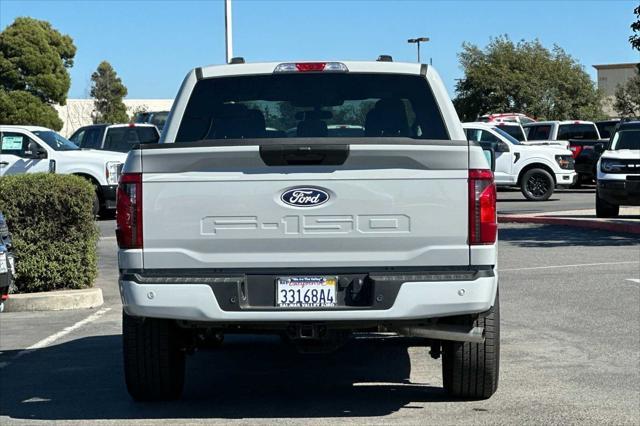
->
[0,173,99,293]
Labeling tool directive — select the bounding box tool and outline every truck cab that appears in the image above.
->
[523,120,601,148]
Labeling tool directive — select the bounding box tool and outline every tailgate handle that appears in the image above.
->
[259,144,349,166]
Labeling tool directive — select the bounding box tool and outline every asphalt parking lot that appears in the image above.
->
[1,190,639,425]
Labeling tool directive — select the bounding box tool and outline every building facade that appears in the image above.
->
[54,99,174,137]
[593,63,639,118]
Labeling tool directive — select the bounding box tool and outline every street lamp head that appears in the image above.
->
[408,37,430,43]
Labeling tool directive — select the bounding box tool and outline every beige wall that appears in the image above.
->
[54,99,174,137]
[593,63,639,118]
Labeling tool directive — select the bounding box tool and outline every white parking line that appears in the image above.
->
[501,261,639,272]
[626,279,640,285]
[0,307,111,369]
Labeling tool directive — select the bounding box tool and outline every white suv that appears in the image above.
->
[0,126,126,215]
[596,121,640,217]
[464,122,576,201]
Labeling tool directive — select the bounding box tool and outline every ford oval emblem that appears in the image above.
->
[281,187,330,207]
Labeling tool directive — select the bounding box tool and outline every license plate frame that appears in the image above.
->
[276,276,337,308]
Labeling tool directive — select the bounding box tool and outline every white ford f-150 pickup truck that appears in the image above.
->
[117,60,500,401]
[0,125,126,215]
[464,122,576,200]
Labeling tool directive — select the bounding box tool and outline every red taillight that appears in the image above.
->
[469,169,497,245]
[116,173,142,249]
[569,145,582,159]
[295,62,326,72]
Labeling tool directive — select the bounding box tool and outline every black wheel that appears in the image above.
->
[596,191,619,218]
[521,168,554,201]
[123,311,185,401]
[442,291,500,400]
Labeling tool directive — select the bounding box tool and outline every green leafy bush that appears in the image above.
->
[0,173,99,293]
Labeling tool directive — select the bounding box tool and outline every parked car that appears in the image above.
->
[595,121,640,217]
[523,120,602,150]
[133,111,169,132]
[569,138,609,185]
[118,60,500,401]
[69,123,160,153]
[464,122,576,200]
[0,126,126,216]
[479,113,536,125]
[0,212,15,312]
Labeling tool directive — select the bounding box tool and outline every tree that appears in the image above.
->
[90,61,129,124]
[613,74,640,117]
[453,36,603,121]
[630,5,640,52]
[0,17,76,130]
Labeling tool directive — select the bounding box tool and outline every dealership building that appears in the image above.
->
[54,98,173,137]
[593,62,639,118]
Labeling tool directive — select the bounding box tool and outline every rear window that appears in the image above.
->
[496,124,525,141]
[525,125,552,140]
[104,127,159,152]
[557,124,599,140]
[175,73,449,143]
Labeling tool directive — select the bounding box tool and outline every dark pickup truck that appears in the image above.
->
[569,139,607,184]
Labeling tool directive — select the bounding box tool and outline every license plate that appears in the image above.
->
[276,276,337,308]
[626,179,640,195]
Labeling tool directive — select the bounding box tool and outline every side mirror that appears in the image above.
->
[25,141,47,159]
[594,143,605,153]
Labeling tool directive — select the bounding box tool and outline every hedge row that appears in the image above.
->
[0,173,99,293]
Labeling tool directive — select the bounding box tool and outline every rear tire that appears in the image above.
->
[520,168,554,201]
[595,191,619,218]
[442,291,500,400]
[123,311,185,401]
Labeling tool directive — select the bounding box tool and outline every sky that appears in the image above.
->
[1,0,639,100]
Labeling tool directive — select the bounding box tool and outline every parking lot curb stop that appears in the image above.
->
[3,287,104,312]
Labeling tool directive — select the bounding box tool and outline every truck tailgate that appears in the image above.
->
[140,143,469,269]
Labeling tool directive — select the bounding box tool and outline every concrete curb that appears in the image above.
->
[3,288,104,312]
[499,215,640,235]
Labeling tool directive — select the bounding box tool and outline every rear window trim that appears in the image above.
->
[135,137,468,150]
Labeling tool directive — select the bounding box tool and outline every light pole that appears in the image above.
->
[407,37,430,63]
[225,0,233,63]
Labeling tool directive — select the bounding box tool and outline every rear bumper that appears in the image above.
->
[119,270,498,323]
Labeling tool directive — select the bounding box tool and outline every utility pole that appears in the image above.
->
[407,37,430,63]
[225,0,233,63]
